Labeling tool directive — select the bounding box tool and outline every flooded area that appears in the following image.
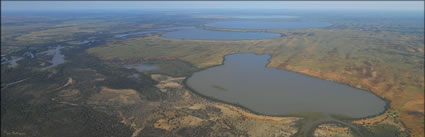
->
[186,53,386,118]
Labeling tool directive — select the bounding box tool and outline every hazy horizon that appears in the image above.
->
[2,1,424,12]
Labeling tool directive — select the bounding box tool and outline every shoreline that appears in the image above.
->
[180,52,392,136]
[183,52,390,120]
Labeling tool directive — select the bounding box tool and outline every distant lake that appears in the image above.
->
[161,27,280,40]
[187,53,386,118]
[205,20,331,30]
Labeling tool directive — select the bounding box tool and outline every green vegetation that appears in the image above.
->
[1,42,162,136]
[146,60,199,77]
[354,124,403,137]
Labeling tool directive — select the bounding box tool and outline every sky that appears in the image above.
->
[2,1,424,11]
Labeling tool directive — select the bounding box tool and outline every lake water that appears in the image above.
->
[42,46,65,69]
[205,20,331,30]
[186,53,386,118]
[115,20,328,40]
[161,27,281,40]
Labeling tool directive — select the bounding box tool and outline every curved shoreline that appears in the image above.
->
[182,52,391,121]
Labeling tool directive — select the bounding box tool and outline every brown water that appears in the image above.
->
[186,53,386,118]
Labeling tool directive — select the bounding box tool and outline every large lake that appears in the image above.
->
[186,53,386,118]
[161,27,280,40]
[205,20,331,30]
